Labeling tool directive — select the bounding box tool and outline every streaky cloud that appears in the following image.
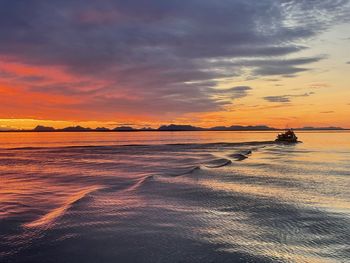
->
[263,92,314,103]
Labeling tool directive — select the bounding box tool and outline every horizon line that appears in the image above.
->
[0,124,347,132]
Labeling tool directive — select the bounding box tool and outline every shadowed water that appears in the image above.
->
[0,131,349,262]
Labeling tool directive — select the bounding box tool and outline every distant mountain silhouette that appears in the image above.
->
[95,127,110,131]
[61,126,92,131]
[210,125,275,131]
[158,124,275,131]
[1,124,347,132]
[296,126,344,130]
[113,126,136,131]
[158,124,204,131]
[34,125,55,131]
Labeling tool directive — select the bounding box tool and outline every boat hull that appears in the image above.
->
[275,139,299,143]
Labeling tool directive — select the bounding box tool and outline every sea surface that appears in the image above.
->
[0,131,349,263]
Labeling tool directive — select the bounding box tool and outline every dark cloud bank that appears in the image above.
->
[0,0,349,116]
[263,92,315,103]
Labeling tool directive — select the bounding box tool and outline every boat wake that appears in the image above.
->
[4,135,349,263]
[229,153,248,161]
[204,158,232,168]
[167,166,201,177]
[23,187,101,229]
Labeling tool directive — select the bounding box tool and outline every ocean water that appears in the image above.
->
[0,131,349,263]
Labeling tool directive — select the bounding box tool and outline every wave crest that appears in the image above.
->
[23,187,100,229]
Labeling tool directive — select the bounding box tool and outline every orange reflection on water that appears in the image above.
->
[0,131,278,148]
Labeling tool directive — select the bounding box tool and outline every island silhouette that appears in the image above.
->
[0,124,345,132]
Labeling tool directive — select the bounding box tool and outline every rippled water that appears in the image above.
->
[0,131,349,262]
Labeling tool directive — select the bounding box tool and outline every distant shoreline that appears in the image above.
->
[0,124,347,132]
[0,129,348,133]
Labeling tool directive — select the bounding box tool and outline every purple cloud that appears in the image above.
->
[0,0,349,117]
[263,92,315,103]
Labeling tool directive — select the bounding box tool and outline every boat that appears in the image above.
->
[275,129,299,143]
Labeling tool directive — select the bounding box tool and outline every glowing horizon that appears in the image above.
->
[1,1,349,129]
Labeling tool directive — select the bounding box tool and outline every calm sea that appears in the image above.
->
[0,131,349,262]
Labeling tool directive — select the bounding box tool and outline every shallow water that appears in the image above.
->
[0,131,349,262]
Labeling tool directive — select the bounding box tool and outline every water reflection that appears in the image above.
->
[0,131,349,262]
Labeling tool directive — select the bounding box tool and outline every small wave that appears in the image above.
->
[167,166,201,177]
[241,150,252,155]
[205,158,232,168]
[23,187,100,229]
[123,175,154,192]
[229,153,248,161]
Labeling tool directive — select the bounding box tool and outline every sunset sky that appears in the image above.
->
[0,0,350,130]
